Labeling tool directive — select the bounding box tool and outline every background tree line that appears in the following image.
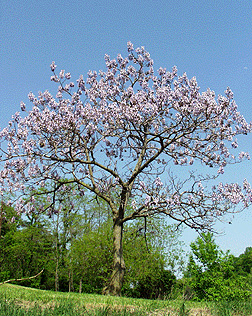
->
[0,194,251,301]
[0,192,182,299]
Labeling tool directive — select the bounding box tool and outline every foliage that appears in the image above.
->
[122,219,181,299]
[233,246,252,275]
[0,209,55,289]
[184,233,252,301]
[126,269,176,300]
[71,220,114,294]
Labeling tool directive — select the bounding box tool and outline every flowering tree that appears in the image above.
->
[0,43,251,296]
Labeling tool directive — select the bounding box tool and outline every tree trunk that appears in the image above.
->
[55,261,59,292]
[54,213,60,292]
[68,270,71,292]
[79,277,82,294]
[0,199,4,238]
[102,217,125,296]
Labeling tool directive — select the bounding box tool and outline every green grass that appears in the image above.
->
[0,283,201,315]
[0,284,251,315]
[210,300,252,316]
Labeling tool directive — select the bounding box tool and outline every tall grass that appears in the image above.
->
[0,298,144,316]
[0,283,183,314]
[0,284,252,315]
[210,300,252,316]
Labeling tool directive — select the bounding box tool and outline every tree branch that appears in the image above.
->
[0,269,44,286]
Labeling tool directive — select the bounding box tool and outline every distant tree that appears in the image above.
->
[0,210,54,289]
[122,219,178,299]
[184,233,251,300]
[130,270,176,300]
[0,43,251,295]
[233,247,252,275]
[71,219,113,294]
[43,183,96,292]
[232,247,252,291]
[0,202,21,283]
[0,200,20,239]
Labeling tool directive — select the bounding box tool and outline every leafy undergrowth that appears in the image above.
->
[0,284,251,315]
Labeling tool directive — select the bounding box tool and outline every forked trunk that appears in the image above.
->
[102,217,125,296]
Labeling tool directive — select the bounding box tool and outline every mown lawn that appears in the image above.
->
[0,284,251,315]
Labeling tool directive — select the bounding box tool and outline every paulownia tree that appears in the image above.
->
[0,43,251,295]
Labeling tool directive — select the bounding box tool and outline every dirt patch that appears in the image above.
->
[146,307,212,316]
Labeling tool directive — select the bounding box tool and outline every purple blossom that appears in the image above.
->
[127,41,134,52]
[50,61,57,71]
[65,72,71,80]
[59,69,65,79]
[20,101,26,111]
[154,177,163,187]
[51,75,59,82]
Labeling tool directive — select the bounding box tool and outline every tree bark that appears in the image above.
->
[102,216,125,296]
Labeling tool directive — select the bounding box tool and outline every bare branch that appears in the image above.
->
[0,269,44,286]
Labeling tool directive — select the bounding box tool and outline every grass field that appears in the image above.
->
[0,284,251,315]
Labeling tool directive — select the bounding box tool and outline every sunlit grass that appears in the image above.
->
[0,283,198,310]
[0,284,251,315]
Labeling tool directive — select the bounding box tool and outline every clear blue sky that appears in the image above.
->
[1,0,252,257]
